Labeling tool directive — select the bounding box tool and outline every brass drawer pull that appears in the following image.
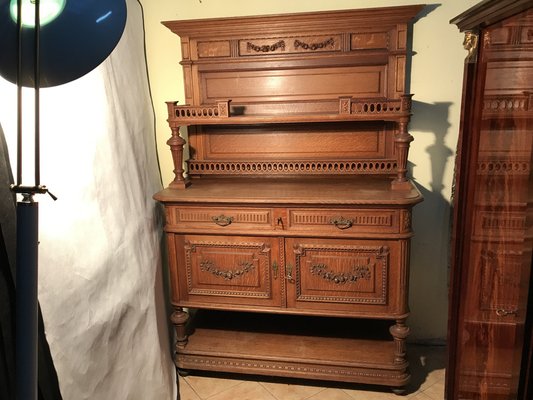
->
[212,215,234,226]
[496,308,518,317]
[330,216,354,230]
[272,261,278,279]
[286,264,294,282]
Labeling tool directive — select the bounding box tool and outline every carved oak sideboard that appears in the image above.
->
[154,6,423,392]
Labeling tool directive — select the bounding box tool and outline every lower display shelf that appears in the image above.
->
[176,310,410,387]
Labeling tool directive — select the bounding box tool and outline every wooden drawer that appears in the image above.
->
[286,208,401,235]
[285,237,407,317]
[167,206,275,232]
[173,235,283,308]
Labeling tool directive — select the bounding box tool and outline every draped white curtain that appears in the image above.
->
[0,0,176,398]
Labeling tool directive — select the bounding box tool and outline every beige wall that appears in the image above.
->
[139,0,480,341]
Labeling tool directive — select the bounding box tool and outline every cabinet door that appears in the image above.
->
[284,237,408,318]
[173,235,283,309]
[449,5,533,399]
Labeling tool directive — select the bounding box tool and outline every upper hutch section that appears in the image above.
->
[161,6,424,189]
[163,6,423,120]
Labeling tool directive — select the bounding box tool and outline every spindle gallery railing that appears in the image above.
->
[164,95,413,189]
[166,95,412,124]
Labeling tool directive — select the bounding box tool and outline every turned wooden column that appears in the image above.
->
[170,307,189,350]
[166,101,190,189]
[390,319,410,364]
[392,95,414,190]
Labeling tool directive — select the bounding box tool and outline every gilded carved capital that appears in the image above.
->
[463,31,479,63]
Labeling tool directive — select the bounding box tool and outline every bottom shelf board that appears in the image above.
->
[177,310,409,386]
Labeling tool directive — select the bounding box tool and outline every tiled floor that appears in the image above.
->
[177,344,446,400]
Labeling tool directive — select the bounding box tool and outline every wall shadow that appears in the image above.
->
[407,100,456,342]
[405,4,441,94]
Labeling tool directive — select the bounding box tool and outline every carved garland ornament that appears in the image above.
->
[200,259,255,280]
[294,37,335,50]
[247,40,285,53]
[310,263,372,284]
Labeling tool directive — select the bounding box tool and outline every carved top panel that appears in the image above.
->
[160,6,423,184]
[163,6,424,38]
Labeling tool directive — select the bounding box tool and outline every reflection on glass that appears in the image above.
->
[455,8,533,399]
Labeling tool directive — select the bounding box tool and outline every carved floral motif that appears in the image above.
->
[200,259,255,280]
[247,40,285,53]
[294,37,335,50]
[310,263,372,284]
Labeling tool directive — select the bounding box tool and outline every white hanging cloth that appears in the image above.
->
[0,0,176,398]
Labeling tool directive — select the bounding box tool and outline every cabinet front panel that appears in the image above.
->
[197,123,389,161]
[200,65,386,104]
[287,208,401,235]
[167,206,275,232]
[285,238,406,316]
[176,235,282,308]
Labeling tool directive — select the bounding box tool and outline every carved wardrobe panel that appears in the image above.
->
[448,1,533,399]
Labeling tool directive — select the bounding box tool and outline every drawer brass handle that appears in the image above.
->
[496,308,518,317]
[330,216,353,230]
[212,215,234,226]
[286,264,294,282]
[272,261,278,279]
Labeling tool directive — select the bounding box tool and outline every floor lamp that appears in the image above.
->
[0,1,126,399]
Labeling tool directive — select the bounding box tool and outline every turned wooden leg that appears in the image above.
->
[170,307,189,350]
[389,319,410,364]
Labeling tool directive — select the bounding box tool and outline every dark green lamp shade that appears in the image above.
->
[0,0,127,88]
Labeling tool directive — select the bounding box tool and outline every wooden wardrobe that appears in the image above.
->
[154,5,424,393]
[447,1,533,399]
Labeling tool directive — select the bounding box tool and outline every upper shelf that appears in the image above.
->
[166,95,413,127]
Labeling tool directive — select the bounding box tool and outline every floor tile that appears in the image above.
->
[422,380,445,400]
[177,376,202,400]
[342,387,403,399]
[406,344,447,393]
[408,392,434,400]
[184,374,243,399]
[260,381,324,400]
[207,381,277,400]
[306,388,353,400]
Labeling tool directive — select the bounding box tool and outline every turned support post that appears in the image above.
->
[389,319,410,364]
[392,95,413,190]
[166,101,190,189]
[170,307,189,350]
[167,125,190,189]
